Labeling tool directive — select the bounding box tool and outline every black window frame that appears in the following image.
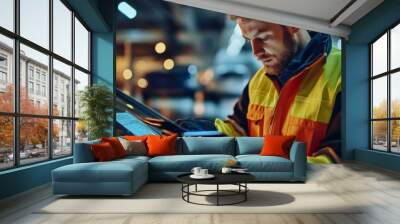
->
[0,0,92,171]
[370,20,400,154]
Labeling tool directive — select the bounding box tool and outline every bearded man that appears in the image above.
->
[215,17,341,163]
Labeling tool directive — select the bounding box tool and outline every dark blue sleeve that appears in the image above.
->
[227,82,250,135]
[319,92,341,155]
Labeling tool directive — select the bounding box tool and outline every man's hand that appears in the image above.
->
[312,147,341,164]
[214,118,242,137]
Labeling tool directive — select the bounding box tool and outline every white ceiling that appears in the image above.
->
[163,0,384,38]
[225,0,352,22]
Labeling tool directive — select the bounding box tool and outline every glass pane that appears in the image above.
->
[391,24,400,70]
[74,69,89,117]
[20,117,49,165]
[53,59,72,117]
[53,119,72,157]
[0,116,14,170]
[372,33,387,76]
[53,0,72,60]
[20,0,49,49]
[391,120,400,153]
[0,0,14,31]
[372,76,387,119]
[74,18,89,70]
[0,35,14,112]
[20,44,49,115]
[75,120,88,143]
[372,121,388,151]
[391,72,400,118]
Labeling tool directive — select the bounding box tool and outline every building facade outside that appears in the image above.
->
[0,42,79,168]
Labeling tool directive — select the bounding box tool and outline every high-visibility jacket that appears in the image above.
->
[246,48,341,155]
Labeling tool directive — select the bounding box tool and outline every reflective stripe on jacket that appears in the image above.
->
[247,48,341,155]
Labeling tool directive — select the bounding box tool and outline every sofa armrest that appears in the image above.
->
[73,142,98,163]
[289,141,307,181]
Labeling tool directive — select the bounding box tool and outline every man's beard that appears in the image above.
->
[266,30,298,76]
[264,51,293,76]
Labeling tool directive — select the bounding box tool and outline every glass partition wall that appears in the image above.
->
[0,0,91,170]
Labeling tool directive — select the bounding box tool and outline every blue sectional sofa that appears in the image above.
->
[52,137,306,196]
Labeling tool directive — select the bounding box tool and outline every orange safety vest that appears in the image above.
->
[247,48,341,155]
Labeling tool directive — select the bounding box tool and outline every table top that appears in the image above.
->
[177,172,255,185]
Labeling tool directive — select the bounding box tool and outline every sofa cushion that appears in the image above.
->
[259,135,295,159]
[236,155,293,172]
[73,139,100,163]
[149,154,235,172]
[91,142,118,161]
[115,155,150,163]
[178,137,235,155]
[147,134,178,157]
[101,137,127,158]
[236,137,264,155]
[124,135,149,142]
[53,158,147,183]
[118,138,147,156]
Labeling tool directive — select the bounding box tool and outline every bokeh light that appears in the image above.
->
[188,64,198,75]
[155,42,166,54]
[137,78,148,88]
[163,58,175,70]
[122,68,133,80]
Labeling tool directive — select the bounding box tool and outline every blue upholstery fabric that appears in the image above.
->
[178,137,235,155]
[73,140,100,163]
[116,155,150,163]
[53,163,137,182]
[149,171,190,182]
[54,158,148,182]
[52,158,148,195]
[289,141,307,181]
[236,155,293,172]
[247,172,295,182]
[149,154,235,181]
[149,154,235,173]
[236,137,264,155]
[52,182,135,196]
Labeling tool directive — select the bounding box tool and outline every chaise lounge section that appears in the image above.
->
[52,137,306,196]
[52,140,149,196]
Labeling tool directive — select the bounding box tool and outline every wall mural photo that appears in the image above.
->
[116,0,342,163]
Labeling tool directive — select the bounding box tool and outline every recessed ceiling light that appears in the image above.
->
[118,2,137,19]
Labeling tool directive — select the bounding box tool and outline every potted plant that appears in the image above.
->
[79,84,113,140]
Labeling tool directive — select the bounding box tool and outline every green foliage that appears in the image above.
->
[79,84,113,140]
[373,99,400,141]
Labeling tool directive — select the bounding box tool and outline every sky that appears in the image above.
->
[392,24,400,70]
[0,0,89,74]
[372,32,400,108]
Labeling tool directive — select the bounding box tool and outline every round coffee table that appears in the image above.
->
[177,173,255,206]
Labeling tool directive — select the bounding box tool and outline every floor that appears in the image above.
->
[0,162,400,224]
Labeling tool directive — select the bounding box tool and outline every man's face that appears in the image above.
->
[237,18,297,76]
